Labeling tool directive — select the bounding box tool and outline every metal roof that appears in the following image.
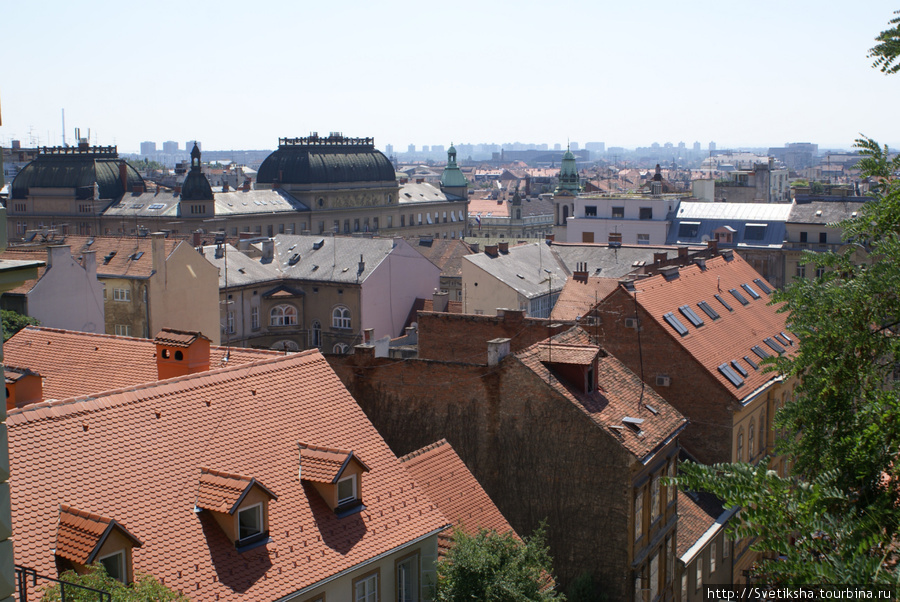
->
[257,137,395,185]
[464,242,567,299]
[667,202,790,248]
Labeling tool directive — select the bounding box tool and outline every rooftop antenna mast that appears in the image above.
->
[61,109,66,147]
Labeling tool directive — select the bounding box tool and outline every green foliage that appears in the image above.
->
[436,524,564,601]
[41,564,189,601]
[869,10,900,75]
[1,309,38,341]
[128,158,166,172]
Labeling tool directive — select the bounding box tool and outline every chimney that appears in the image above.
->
[721,249,734,260]
[353,344,376,361]
[487,337,511,366]
[501,308,525,324]
[405,326,417,338]
[223,182,229,192]
[432,290,449,313]
[545,234,555,243]
[468,243,479,253]
[261,239,274,263]
[47,244,70,268]
[151,232,167,286]
[619,278,636,292]
[653,252,667,264]
[706,239,718,254]
[132,182,144,194]
[192,231,202,247]
[364,328,374,344]
[174,183,182,195]
[498,241,509,254]
[358,254,365,275]
[694,256,707,270]
[5,368,43,410]
[82,250,97,282]
[155,329,211,380]
[573,261,588,283]
[242,179,251,192]
[485,245,499,257]
[677,246,689,260]
[659,265,680,281]
[119,161,129,193]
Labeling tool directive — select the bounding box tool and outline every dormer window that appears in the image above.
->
[55,505,142,584]
[298,443,370,517]
[196,467,277,551]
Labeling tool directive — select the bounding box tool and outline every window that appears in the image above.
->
[417,213,423,225]
[612,206,625,218]
[816,267,826,278]
[800,231,808,243]
[819,232,827,244]
[759,411,766,455]
[608,232,622,244]
[637,233,650,245]
[113,288,131,302]
[639,207,652,220]
[749,420,756,459]
[649,551,659,601]
[744,223,767,240]
[682,573,688,600]
[697,301,720,320]
[311,320,322,348]
[710,540,717,573]
[115,324,131,337]
[333,343,350,354]
[397,553,419,602]
[585,205,597,217]
[678,222,700,238]
[338,474,357,505]
[667,461,676,503]
[270,304,297,326]
[634,492,643,541]
[723,535,730,559]
[401,215,406,227]
[650,475,660,522]
[98,550,125,583]
[737,428,744,462]
[796,263,806,279]
[251,306,260,330]
[696,556,703,591]
[354,571,378,602]
[333,306,351,329]
[387,216,393,228]
[237,503,262,542]
[667,535,675,583]
[663,312,689,336]
[226,310,235,334]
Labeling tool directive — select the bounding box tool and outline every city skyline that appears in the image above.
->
[3,1,900,154]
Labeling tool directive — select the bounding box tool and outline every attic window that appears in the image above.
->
[752,279,773,294]
[129,252,144,261]
[718,363,744,387]
[743,355,759,370]
[298,443,370,517]
[195,468,277,551]
[678,305,704,327]
[337,475,357,506]
[779,331,793,345]
[744,224,767,240]
[730,360,749,377]
[147,203,165,210]
[697,301,720,320]
[55,505,142,585]
[288,254,301,266]
[728,288,750,306]
[751,345,772,359]
[740,283,761,299]
[663,312,689,336]
[714,294,733,312]
[764,337,786,354]
[622,416,644,434]
[678,222,700,238]
[103,251,117,265]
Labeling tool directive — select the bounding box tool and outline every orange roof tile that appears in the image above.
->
[401,439,516,539]
[56,505,142,565]
[9,350,447,600]
[298,444,370,484]
[628,253,795,401]
[196,468,277,514]
[550,277,620,321]
[4,326,281,401]
[676,490,729,558]
[536,343,600,365]
[154,328,209,347]
[516,328,686,461]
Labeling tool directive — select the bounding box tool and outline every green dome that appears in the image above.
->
[440,144,467,189]
[257,135,395,185]
[11,146,143,200]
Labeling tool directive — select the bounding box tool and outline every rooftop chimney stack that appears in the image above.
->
[432,290,449,313]
[573,262,588,283]
[498,241,509,254]
[487,338,511,366]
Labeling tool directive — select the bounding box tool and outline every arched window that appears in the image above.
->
[759,411,766,455]
[271,340,299,352]
[311,320,322,348]
[737,428,744,462]
[332,306,351,329]
[748,420,756,460]
[270,304,297,326]
[333,343,350,354]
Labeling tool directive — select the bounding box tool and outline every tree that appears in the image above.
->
[1,309,38,341]
[41,564,189,601]
[436,525,564,601]
[674,137,900,586]
[870,10,900,75]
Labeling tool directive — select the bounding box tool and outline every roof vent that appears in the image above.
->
[102,251,116,265]
[622,416,644,434]
[312,239,325,250]
[659,265,680,281]
[288,254,301,266]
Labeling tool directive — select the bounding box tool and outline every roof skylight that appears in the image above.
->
[743,355,759,370]
[697,301,720,320]
[714,294,733,312]
[764,337,786,354]
[729,288,750,306]
[678,305,704,327]
[663,312,689,336]
[751,345,771,359]
[741,283,761,299]
[753,279,773,294]
[718,363,745,387]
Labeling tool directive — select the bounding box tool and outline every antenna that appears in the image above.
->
[61,109,66,146]
[632,289,646,412]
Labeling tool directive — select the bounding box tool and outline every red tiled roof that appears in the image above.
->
[196,468,277,515]
[516,328,686,460]
[9,350,447,600]
[537,343,599,365]
[56,505,142,565]
[676,490,727,558]
[4,326,281,401]
[400,439,516,539]
[154,328,209,348]
[629,253,795,400]
[4,366,40,384]
[298,444,369,484]
[550,277,620,321]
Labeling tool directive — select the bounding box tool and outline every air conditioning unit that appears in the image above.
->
[625,317,638,329]
[656,375,671,387]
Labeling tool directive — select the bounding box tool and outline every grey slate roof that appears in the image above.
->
[200,244,280,288]
[102,189,308,219]
[464,242,567,299]
[787,200,869,225]
[667,201,791,249]
[399,182,463,206]
[270,235,396,284]
[550,243,685,280]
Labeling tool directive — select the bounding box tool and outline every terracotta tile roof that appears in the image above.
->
[56,505,142,565]
[400,439,517,539]
[550,277,620,321]
[628,252,795,401]
[676,490,728,558]
[4,326,282,401]
[516,328,686,461]
[536,343,600,365]
[468,198,510,217]
[196,468,277,514]
[409,238,475,278]
[298,444,370,484]
[9,350,447,600]
[154,328,209,348]
[4,366,40,384]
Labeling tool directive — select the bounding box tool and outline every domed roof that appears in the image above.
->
[181,169,214,201]
[257,135,395,186]
[11,146,143,201]
[562,149,576,161]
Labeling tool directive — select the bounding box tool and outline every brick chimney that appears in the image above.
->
[498,241,509,254]
[545,234,555,243]
[5,367,43,410]
[485,245,499,257]
[192,231,202,247]
[487,338,511,366]
[653,252,667,264]
[222,182,230,192]
[432,290,449,313]
[706,239,718,254]
[242,179,252,192]
[364,328,375,344]
[82,250,97,282]
[573,261,588,283]
[155,329,211,380]
[119,161,129,193]
[677,246,689,260]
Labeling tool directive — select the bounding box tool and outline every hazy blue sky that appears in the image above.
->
[3,0,899,153]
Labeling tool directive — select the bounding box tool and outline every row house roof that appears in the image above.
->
[464,242,568,300]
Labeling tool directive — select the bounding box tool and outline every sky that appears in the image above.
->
[3,0,899,154]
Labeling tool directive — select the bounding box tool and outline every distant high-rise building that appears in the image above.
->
[585,142,605,153]
[163,141,179,154]
[709,141,717,152]
[407,144,416,153]
[432,144,445,155]
[570,142,579,151]
[385,144,394,157]
[422,145,430,153]
[554,143,562,151]
[140,141,157,155]
[185,140,201,153]
[678,142,686,150]
[693,142,701,152]
[664,142,673,149]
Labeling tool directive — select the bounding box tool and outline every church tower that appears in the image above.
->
[440,143,468,200]
[180,142,215,218]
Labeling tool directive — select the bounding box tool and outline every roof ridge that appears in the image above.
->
[8,349,322,424]
[399,439,449,463]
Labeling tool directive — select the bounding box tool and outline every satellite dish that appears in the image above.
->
[701,234,710,242]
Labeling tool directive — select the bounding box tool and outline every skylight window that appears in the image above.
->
[718,363,745,387]
[147,203,165,211]
[678,305,704,327]
[714,294,733,312]
[697,301,720,320]
[729,288,750,306]
[774,333,791,347]
[622,416,644,433]
[753,279,772,294]
[751,345,771,359]
[764,337,786,354]
[741,283,761,299]
[744,224,767,240]
[780,331,793,345]
[730,360,749,377]
[663,312,689,336]
[743,355,759,370]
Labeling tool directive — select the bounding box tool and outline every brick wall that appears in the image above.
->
[330,349,637,597]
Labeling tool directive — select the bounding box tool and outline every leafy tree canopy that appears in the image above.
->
[41,564,189,601]
[870,10,900,75]
[2,309,38,341]
[436,525,564,601]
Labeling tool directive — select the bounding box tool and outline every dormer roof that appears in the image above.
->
[298,443,370,484]
[196,467,277,515]
[536,343,600,366]
[56,505,142,565]
[4,365,41,384]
